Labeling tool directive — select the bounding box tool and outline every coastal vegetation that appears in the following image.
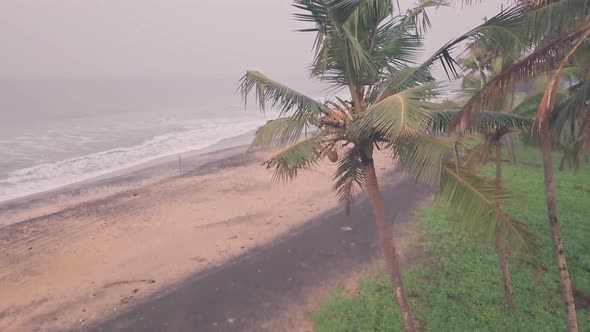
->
[312,149,590,331]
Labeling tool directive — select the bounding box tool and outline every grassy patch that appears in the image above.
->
[312,153,590,331]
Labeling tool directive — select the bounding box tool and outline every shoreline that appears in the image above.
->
[0,131,256,227]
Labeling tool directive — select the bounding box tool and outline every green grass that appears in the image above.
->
[312,152,590,331]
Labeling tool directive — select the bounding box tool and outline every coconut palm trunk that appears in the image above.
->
[495,140,515,311]
[507,92,518,164]
[540,130,578,332]
[496,237,515,311]
[360,147,418,332]
[559,151,567,171]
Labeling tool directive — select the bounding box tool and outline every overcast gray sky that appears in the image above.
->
[0,0,505,81]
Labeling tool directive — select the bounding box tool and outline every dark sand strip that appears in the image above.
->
[93,176,429,332]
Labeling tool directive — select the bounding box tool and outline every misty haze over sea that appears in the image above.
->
[0,0,499,203]
[0,76,464,204]
[0,77,326,203]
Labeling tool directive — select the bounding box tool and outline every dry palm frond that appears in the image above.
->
[332,146,365,214]
[452,19,590,132]
[535,27,590,128]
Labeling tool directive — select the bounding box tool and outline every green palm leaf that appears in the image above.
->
[371,4,528,104]
[551,80,590,156]
[238,71,326,119]
[353,84,440,140]
[402,0,445,35]
[371,21,423,70]
[554,80,590,129]
[251,117,310,149]
[263,134,329,183]
[294,0,363,33]
[369,66,435,104]
[433,3,530,79]
[527,0,590,42]
[342,25,379,80]
[389,134,453,186]
[348,0,393,37]
[512,93,546,117]
[439,165,536,250]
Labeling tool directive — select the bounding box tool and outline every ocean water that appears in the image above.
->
[0,77,300,203]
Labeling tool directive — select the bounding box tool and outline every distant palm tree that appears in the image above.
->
[457,39,531,311]
[432,108,531,313]
[452,1,590,329]
[240,1,534,330]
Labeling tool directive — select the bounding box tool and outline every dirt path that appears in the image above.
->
[92,176,430,332]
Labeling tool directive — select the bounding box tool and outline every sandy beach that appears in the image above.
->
[0,141,428,332]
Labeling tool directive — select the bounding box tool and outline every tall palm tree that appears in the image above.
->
[432,108,532,312]
[454,36,533,311]
[240,1,535,330]
[451,1,590,330]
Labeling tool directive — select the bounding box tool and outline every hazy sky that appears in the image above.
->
[0,0,505,81]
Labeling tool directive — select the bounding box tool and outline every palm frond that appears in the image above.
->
[452,19,590,132]
[371,21,424,70]
[402,0,446,35]
[332,146,365,214]
[293,0,363,34]
[353,84,441,141]
[251,117,309,149]
[461,71,484,93]
[311,34,344,82]
[552,81,590,151]
[295,0,369,84]
[536,26,590,128]
[439,165,536,250]
[512,92,546,117]
[434,3,530,79]
[430,110,531,134]
[527,0,590,42]
[342,25,379,81]
[263,134,329,183]
[305,9,381,84]
[389,134,453,186]
[370,65,435,104]
[555,80,590,126]
[368,0,444,69]
[238,71,326,119]
[511,76,566,116]
[347,0,392,34]
[368,1,527,105]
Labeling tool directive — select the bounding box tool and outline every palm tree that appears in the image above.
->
[451,1,590,329]
[453,36,534,311]
[240,1,535,330]
[433,107,532,312]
